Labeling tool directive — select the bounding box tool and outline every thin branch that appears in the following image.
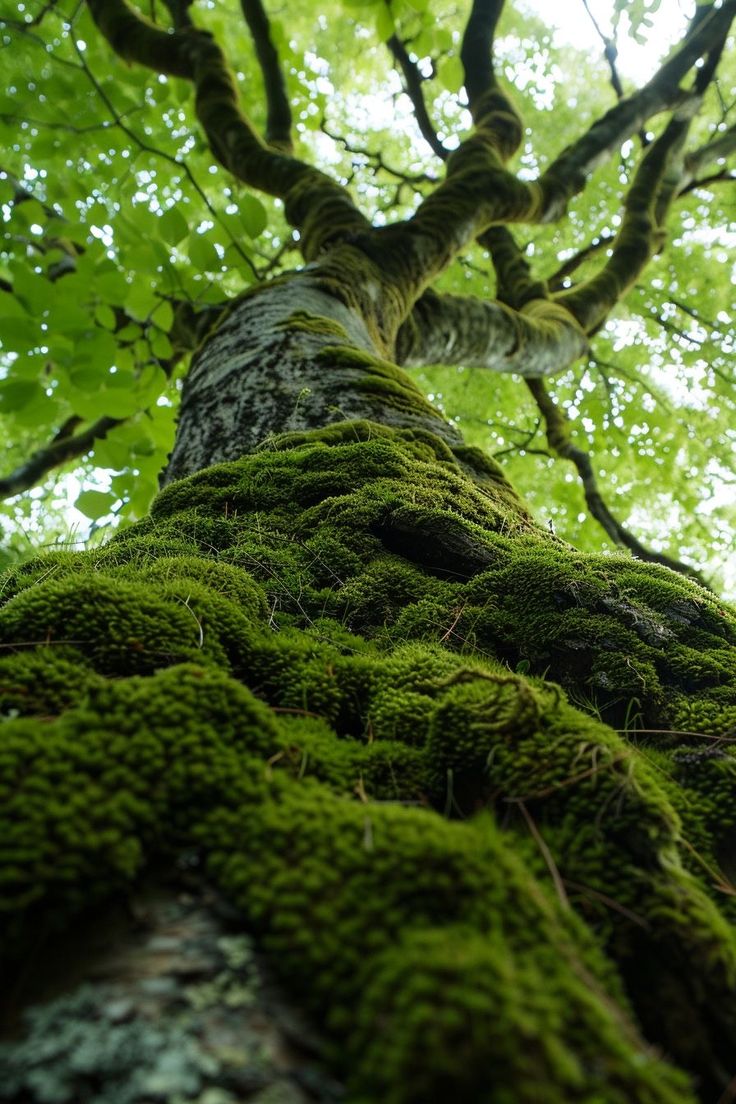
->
[0,111,140,135]
[547,233,615,292]
[525,378,711,589]
[581,0,626,103]
[0,418,122,500]
[683,122,736,180]
[386,33,448,160]
[677,168,736,196]
[539,0,736,219]
[320,119,438,184]
[239,0,293,152]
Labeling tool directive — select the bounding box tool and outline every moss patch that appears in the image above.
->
[2,422,736,1101]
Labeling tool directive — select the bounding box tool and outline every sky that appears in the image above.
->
[526,0,690,83]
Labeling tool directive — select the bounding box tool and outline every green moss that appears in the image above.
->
[281,310,350,339]
[3,421,736,1101]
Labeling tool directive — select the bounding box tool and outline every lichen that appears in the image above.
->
[2,421,736,1102]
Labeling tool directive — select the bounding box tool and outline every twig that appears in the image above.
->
[516,800,569,908]
[525,377,711,589]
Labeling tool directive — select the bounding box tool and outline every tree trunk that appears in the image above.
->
[2,264,736,1104]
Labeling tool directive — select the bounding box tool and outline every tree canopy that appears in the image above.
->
[1,0,734,592]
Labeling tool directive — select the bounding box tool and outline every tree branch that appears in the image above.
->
[538,0,736,219]
[682,123,736,184]
[459,0,522,159]
[85,0,370,259]
[480,225,548,308]
[0,417,122,500]
[525,378,711,588]
[239,0,293,152]
[386,33,448,160]
[395,288,587,377]
[555,111,693,333]
[377,2,734,306]
[581,0,625,101]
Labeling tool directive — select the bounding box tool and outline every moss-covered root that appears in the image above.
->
[3,420,736,1100]
[0,664,694,1104]
[205,785,697,1104]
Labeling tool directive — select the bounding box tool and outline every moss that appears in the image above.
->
[3,421,736,1101]
[0,649,103,718]
[281,310,350,339]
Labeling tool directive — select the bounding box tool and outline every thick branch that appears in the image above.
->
[85,0,369,258]
[459,0,522,160]
[239,0,293,152]
[480,225,548,308]
[395,289,587,377]
[525,378,710,588]
[556,113,692,333]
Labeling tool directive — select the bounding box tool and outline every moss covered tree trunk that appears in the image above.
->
[3,261,736,1104]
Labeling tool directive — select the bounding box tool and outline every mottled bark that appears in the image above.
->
[165,272,460,483]
[396,287,587,376]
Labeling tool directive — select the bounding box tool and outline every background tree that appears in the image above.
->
[1,2,736,1102]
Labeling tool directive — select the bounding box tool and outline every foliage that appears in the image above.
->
[0,0,734,590]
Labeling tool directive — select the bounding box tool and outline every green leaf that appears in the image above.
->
[94,304,118,331]
[188,231,221,272]
[150,299,174,332]
[92,432,132,469]
[159,206,189,245]
[69,366,102,391]
[75,489,118,519]
[237,195,268,239]
[439,54,464,93]
[96,268,129,304]
[125,283,159,322]
[0,316,38,353]
[10,265,51,317]
[150,330,173,359]
[0,380,44,413]
[375,4,395,41]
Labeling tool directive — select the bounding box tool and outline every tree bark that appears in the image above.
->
[2,266,736,1104]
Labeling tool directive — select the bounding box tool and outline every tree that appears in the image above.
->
[1,0,736,1101]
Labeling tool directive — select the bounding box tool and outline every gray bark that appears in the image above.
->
[396,288,588,375]
[165,273,461,483]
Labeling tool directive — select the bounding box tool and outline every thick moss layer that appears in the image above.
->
[2,422,736,1102]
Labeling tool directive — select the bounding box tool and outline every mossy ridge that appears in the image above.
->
[0,660,695,1103]
[2,422,736,1099]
